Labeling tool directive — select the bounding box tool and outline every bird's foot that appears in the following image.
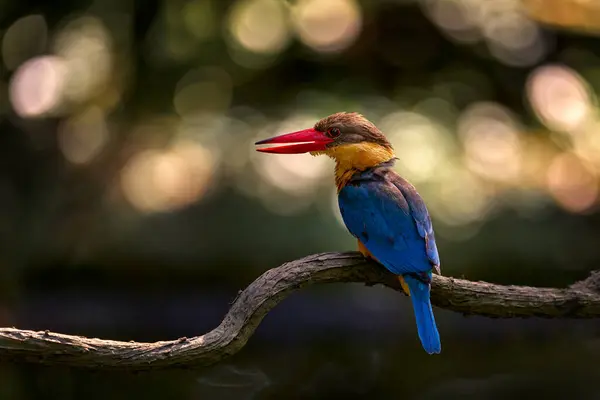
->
[357,240,372,259]
[398,276,411,297]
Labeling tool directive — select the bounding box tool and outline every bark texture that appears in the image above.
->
[1,252,599,370]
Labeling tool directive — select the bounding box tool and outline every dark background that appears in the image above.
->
[1,0,600,398]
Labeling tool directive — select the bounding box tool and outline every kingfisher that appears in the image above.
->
[255,112,441,354]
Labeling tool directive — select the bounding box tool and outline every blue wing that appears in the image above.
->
[338,168,440,276]
[390,173,440,274]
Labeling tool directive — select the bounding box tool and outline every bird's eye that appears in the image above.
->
[327,127,341,138]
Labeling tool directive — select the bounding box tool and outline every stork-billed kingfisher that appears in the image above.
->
[255,112,441,354]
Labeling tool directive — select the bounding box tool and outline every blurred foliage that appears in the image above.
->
[1,0,600,398]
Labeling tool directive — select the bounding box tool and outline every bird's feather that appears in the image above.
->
[404,273,441,354]
[338,161,440,275]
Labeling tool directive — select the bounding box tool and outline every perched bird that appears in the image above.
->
[255,112,441,354]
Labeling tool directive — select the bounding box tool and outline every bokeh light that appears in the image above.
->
[58,107,109,165]
[572,119,600,170]
[378,110,455,183]
[518,136,557,189]
[423,0,548,66]
[523,0,600,34]
[9,55,66,117]
[120,140,216,213]
[422,0,482,44]
[291,0,362,53]
[546,152,598,213]
[9,15,116,119]
[527,64,595,134]
[52,16,113,104]
[427,164,492,226]
[3,1,600,258]
[458,102,523,183]
[227,0,292,55]
[482,8,547,67]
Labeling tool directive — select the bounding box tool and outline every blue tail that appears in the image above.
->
[403,274,441,354]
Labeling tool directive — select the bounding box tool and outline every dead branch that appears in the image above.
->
[1,252,599,370]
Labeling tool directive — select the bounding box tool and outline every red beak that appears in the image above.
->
[255,128,333,154]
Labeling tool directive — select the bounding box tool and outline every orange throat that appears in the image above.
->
[318,142,395,191]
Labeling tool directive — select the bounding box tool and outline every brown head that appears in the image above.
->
[255,112,393,160]
[313,112,392,151]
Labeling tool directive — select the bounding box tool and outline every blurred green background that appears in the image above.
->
[1,0,600,398]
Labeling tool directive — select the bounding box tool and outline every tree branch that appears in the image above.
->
[1,252,599,370]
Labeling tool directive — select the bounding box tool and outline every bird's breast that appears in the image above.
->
[335,167,359,192]
[331,143,395,192]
